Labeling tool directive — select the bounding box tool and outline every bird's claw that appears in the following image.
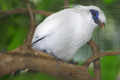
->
[47,50,63,66]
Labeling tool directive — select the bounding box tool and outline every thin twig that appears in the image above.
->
[82,50,120,67]
[64,0,69,8]
[0,8,53,16]
[24,0,36,47]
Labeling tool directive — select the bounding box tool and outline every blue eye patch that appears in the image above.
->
[90,9,100,24]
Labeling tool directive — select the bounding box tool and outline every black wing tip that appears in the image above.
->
[32,36,47,44]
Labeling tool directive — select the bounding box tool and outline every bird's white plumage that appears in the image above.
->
[32,5,106,62]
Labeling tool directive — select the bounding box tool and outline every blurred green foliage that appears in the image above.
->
[0,72,61,80]
[102,0,116,4]
[0,0,120,80]
[0,14,29,51]
[101,56,120,80]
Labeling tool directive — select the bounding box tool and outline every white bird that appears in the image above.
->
[32,5,106,62]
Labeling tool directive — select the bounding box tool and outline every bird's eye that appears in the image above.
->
[90,9,100,24]
[90,9,99,18]
[93,13,96,16]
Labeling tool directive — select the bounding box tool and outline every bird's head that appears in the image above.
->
[89,6,106,29]
[75,5,106,29]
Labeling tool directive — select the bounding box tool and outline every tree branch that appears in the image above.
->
[82,50,120,67]
[87,39,101,80]
[0,48,93,80]
[0,8,53,16]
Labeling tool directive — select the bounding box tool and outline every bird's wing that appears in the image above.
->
[32,9,73,44]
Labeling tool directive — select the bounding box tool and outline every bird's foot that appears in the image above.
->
[46,50,63,66]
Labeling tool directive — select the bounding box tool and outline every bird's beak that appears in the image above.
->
[99,23,105,30]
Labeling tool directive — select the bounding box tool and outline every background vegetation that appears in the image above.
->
[0,0,120,80]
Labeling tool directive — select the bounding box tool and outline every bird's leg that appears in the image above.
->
[46,50,62,66]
